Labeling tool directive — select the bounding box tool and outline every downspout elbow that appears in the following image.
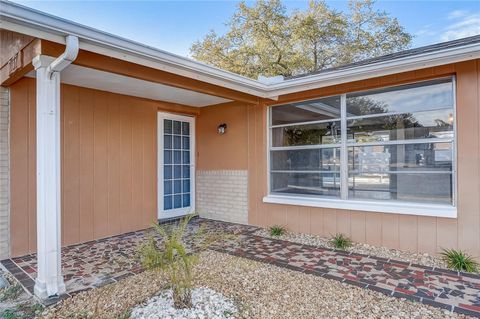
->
[47,35,79,76]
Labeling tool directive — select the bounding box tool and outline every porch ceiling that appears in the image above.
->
[26,64,232,107]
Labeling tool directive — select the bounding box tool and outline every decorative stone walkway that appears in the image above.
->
[2,218,480,317]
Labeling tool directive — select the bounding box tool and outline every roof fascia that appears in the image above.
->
[2,0,480,100]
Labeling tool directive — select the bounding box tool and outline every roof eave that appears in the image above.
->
[266,42,480,97]
[0,1,272,98]
[2,0,480,101]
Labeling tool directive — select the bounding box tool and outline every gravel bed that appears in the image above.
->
[43,251,470,319]
[255,228,447,269]
[131,287,237,319]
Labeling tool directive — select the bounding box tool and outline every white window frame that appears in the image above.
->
[158,112,196,220]
[264,77,457,218]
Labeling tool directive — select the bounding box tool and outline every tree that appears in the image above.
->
[190,0,412,79]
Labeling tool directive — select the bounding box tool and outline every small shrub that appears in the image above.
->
[330,233,352,250]
[440,248,479,273]
[0,283,22,302]
[139,214,225,309]
[268,225,286,237]
[1,309,17,319]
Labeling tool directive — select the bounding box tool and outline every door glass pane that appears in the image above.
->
[174,194,182,208]
[164,151,172,164]
[174,165,182,179]
[174,151,181,164]
[183,180,190,193]
[183,194,190,207]
[164,181,172,195]
[183,165,190,178]
[182,122,190,135]
[163,118,192,211]
[164,196,172,210]
[173,136,182,149]
[183,137,190,150]
[173,121,181,134]
[164,120,172,134]
[164,135,172,149]
[164,166,172,179]
[183,151,190,164]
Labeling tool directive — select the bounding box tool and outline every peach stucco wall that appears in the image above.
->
[10,77,158,256]
[196,102,249,171]
[8,59,480,259]
[248,60,480,257]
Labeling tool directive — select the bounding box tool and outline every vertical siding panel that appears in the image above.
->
[350,211,366,243]
[365,213,382,246]
[323,209,337,237]
[142,105,156,227]
[62,85,80,245]
[437,218,458,250]
[27,80,36,253]
[118,98,133,233]
[131,105,144,231]
[336,209,351,236]
[78,87,95,242]
[477,60,480,257]
[10,79,30,255]
[297,206,311,234]
[417,216,437,255]
[266,204,286,227]
[381,214,399,249]
[107,94,121,236]
[247,105,259,225]
[310,208,324,236]
[286,206,299,233]
[398,215,418,252]
[93,92,109,239]
[456,61,479,255]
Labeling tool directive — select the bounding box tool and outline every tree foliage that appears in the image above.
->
[190,0,412,79]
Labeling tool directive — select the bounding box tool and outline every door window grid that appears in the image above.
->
[164,120,191,210]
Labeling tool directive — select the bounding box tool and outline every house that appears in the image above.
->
[1,1,480,299]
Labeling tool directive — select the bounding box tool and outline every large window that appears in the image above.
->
[268,78,455,208]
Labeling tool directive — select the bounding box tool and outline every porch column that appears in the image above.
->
[32,55,66,298]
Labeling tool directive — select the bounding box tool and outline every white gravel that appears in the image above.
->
[131,287,237,319]
[255,228,447,269]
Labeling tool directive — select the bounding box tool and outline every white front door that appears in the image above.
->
[158,112,195,219]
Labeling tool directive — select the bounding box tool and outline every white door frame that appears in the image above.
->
[157,112,196,219]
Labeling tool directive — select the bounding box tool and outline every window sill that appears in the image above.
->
[263,194,457,218]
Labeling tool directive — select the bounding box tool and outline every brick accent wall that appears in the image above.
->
[196,170,248,224]
[0,87,10,259]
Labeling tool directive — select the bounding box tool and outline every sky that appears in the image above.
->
[9,0,480,58]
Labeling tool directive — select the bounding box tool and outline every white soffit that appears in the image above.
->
[28,64,231,107]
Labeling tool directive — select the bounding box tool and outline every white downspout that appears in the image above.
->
[33,35,78,299]
[48,35,79,75]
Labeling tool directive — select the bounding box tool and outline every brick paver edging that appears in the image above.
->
[211,233,480,318]
[2,218,480,317]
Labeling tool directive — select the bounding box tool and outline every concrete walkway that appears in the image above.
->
[2,218,480,317]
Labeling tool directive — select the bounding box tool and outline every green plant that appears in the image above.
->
[139,214,223,309]
[330,233,352,250]
[2,309,18,319]
[440,248,479,273]
[268,225,286,237]
[0,283,22,302]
